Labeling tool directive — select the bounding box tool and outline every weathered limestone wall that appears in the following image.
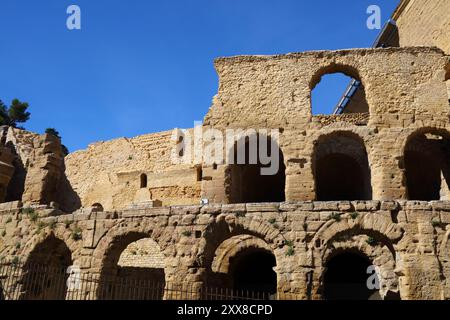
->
[0,200,448,300]
[118,238,165,268]
[56,48,450,211]
[64,129,201,211]
[392,0,450,101]
[204,47,448,128]
[3,127,66,208]
[393,0,450,54]
[203,47,449,203]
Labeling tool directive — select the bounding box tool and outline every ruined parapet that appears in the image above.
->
[21,133,64,206]
[64,129,201,211]
[3,127,66,207]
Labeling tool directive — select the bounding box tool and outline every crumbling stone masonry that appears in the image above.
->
[0,0,449,300]
[0,200,449,299]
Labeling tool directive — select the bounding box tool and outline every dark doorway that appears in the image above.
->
[22,235,73,300]
[314,133,372,201]
[228,134,285,203]
[323,252,379,300]
[140,174,148,188]
[405,132,450,200]
[316,154,368,200]
[230,249,277,295]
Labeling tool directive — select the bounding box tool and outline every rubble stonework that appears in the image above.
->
[0,201,449,299]
[0,0,449,300]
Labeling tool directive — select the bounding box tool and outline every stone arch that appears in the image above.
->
[200,213,286,287]
[310,63,369,115]
[226,132,286,203]
[21,233,73,300]
[210,234,277,296]
[93,221,169,299]
[402,128,450,200]
[197,214,290,297]
[198,214,285,273]
[312,131,372,200]
[320,235,399,300]
[310,64,362,91]
[309,213,403,300]
[92,203,104,212]
[311,213,403,251]
[212,234,273,274]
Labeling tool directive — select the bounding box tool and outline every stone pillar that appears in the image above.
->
[201,164,229,204]
[22,133,64,206]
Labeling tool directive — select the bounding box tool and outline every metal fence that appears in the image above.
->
[0,261,275,300]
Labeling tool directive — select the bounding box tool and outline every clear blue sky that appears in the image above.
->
[0,0,399,152]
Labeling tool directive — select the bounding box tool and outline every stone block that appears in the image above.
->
[246,203,280,212]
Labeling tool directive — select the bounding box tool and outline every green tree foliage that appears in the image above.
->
[45,128,60,137]
[0,99,31,128]
[45,128,70,156]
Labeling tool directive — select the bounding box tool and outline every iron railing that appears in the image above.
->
[0,261,276,300]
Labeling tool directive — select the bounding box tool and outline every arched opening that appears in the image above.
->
[92,203,104,212]
[313,132,372,201]
[140,173,147,189]
[323,251,379,300]
[21,235,73,300]
[311,66,369,115]
[228,134,285,203]
[229,248,277,297]
[404,130,450,200]
[98,234,166,300]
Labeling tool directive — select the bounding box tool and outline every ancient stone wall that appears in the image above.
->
[63,129,201,211]
[0,12,448,300]
[391,0,450,102]
[202,47,449,203]
[44,47,450,212]
[2,127,66,208]
[0,200,448,299]
[393,0,450,55]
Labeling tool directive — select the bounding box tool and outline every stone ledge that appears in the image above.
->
[381,201,399,211]
[0,201,22,213]
[430,201,450,211]
[122,207,171,218]
[200,204,222,214]
[312,202,340,211]
[170,205,201,215]
[90,212,118,220]
[246,203,280,212]
[14,200,449,222]
[404,201,432,210]
[221,204,246,214]
[351,201,380,211]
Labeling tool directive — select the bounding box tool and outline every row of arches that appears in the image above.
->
[225,128,450,203]
[14,213,405,300]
